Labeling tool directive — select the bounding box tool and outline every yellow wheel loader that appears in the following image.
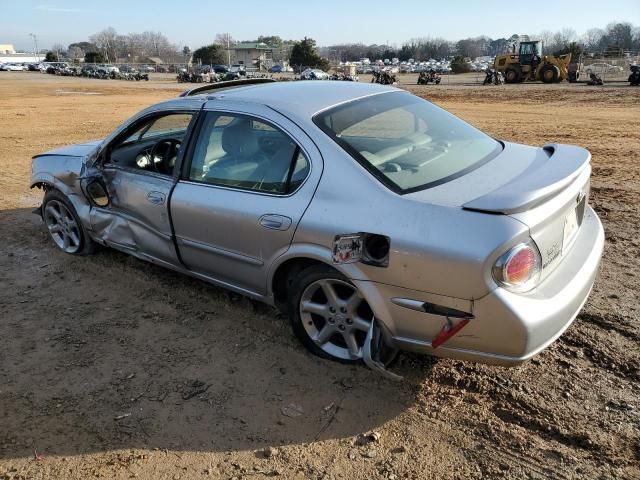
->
[494,41,576,84]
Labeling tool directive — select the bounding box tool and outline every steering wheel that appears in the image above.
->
[149,139,181,174]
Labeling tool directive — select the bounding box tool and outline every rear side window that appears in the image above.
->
[188,113,309,194]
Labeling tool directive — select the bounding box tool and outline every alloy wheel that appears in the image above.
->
[299,278,373,361]
[43,199,82,254]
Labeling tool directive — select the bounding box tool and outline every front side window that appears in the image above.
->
[124,114,193,144]
[188,113,309,194]
[314,92,501,194]
[108,112,193,176]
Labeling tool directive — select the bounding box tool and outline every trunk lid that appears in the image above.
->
[406,141,592,278]
[462,143,590,214]
[460,142,592,278]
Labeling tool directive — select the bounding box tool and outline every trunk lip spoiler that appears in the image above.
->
[462,143,591,215]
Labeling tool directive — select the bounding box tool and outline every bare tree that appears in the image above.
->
[456,36,490,59]
[68,46,84,62]
[214,33,234,65]
[582,28,605,51]
[90,27,118,63]
[554,28,577,48]
[215,33,234,47]
[538,30,555,50]
[605,22,634,50]
[51,43,67,58]
[632,26,640,50]
[86,28,180,63]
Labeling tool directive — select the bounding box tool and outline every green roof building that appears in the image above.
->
[231,42,273,71]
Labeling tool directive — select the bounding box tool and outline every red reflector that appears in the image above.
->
[505,247,535,284]
[431,318,471,349]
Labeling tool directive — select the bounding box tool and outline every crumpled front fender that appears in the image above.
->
[30,155,94,230]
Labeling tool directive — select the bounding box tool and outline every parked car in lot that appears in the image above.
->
[212,64,229,74]
[30,81,603,371]
[300,68,329,80]
[584,63,624,74]
[94,64,120,74]
[44,62,70,74]
[269,65,283,73]
[228,64,246,76]
[119,65,138,73]
[0,63,26,71]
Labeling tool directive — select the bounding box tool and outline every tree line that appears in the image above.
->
[45,21,639,66]
[45,28,187,63]
[322,22,640,62]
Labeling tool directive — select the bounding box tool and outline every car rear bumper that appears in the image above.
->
[355,206,605,366]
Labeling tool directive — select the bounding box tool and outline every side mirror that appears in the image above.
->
[85,179,110,207]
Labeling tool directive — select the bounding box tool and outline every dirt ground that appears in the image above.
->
[0,72,639,480]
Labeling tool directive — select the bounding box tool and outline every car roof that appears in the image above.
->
[173,81,399,118]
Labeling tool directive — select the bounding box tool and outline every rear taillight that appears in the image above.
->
[492,241,542,292]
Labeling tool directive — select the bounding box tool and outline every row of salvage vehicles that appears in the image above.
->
[494,40,579,84]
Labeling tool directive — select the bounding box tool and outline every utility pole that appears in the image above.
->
[227,34,231,67]
[29,33,40,62]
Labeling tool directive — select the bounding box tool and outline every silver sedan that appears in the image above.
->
[31,80,604,373]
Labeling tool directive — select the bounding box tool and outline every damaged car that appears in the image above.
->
[31,80,604,375]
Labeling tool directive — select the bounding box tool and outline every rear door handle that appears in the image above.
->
[259,214,292,231]
[147,191,166,205]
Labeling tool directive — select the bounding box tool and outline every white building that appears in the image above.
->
[0,44,17,54]
[0,43,42,63]
[231,42,273,71]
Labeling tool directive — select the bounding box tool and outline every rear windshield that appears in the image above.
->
[313,92,501,194]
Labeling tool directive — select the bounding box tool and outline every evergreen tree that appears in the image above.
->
[84,51,106,63]
[45,51,59,62]
[289,37,329,71]
[192,44,226,65]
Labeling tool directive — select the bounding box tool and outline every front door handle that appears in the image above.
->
[147,191,166,205]
[259,214,292,231]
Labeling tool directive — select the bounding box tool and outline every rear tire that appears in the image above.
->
[42,190,96,256]
[287,265,397,366]
[288,265,368,364]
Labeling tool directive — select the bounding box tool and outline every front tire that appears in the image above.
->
[504,67,520,83]
[541,65,560,83]
[42,190,96,255]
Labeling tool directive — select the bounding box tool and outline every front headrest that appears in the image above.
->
[221,119,256,157]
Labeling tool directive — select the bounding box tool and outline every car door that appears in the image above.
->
[170,102,323,296]
[89,108,198,268]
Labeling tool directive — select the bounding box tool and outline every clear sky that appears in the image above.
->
[3,0,639,51]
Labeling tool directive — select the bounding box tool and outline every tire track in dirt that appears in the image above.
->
[578,311,639,340]
[559,329,640,381]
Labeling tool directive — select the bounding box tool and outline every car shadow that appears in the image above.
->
[0,208,437,459]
